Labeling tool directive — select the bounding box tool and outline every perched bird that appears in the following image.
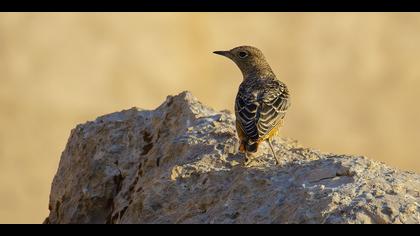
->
[214,46,291,164]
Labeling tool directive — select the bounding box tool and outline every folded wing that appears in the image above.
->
[235,79,290,144]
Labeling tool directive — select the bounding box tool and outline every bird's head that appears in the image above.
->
[213,45,273,78]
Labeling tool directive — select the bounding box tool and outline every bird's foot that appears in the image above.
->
[244,154,251,167]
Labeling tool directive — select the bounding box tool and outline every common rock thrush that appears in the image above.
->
[214,46,291,165]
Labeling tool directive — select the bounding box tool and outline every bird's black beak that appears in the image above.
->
[213,50,231,57]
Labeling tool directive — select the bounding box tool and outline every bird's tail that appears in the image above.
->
[245,141,259,153]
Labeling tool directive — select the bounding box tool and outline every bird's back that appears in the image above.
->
[235,76,290,152]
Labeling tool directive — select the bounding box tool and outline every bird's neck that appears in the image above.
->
[242,65,276,81]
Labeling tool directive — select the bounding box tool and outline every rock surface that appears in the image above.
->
[45,91,420,224]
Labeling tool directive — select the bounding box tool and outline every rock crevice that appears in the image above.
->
[45,91,420,224]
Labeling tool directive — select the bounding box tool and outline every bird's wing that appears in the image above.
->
[235,79,290,142]
[256,80,290,139]
[235,88,260,142]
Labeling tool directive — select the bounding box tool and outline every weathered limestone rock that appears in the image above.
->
[45,91,420,224]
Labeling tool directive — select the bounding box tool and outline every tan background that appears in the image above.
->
[1,13,419,223]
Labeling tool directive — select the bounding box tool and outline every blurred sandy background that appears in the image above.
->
[1,13,420,223]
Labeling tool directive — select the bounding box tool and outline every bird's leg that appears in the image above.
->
[267,139,280,165]
[244,152,251,166]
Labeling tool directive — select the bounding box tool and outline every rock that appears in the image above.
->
[45,91,420,224]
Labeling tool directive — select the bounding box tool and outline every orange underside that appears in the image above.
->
[236,120,284,153]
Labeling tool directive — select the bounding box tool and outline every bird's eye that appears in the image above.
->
[238,51,248,58]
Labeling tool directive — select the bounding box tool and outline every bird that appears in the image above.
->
[213,46,291,165]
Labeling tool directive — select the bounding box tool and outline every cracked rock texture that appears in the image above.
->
[45,91,420,224]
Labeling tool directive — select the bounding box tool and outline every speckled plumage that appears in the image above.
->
[214,46,290,163]
[235,76,290,150]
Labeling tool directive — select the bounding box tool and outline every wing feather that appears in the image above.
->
[235,78,290,143]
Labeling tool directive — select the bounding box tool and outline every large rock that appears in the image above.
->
[45,91,420,224]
